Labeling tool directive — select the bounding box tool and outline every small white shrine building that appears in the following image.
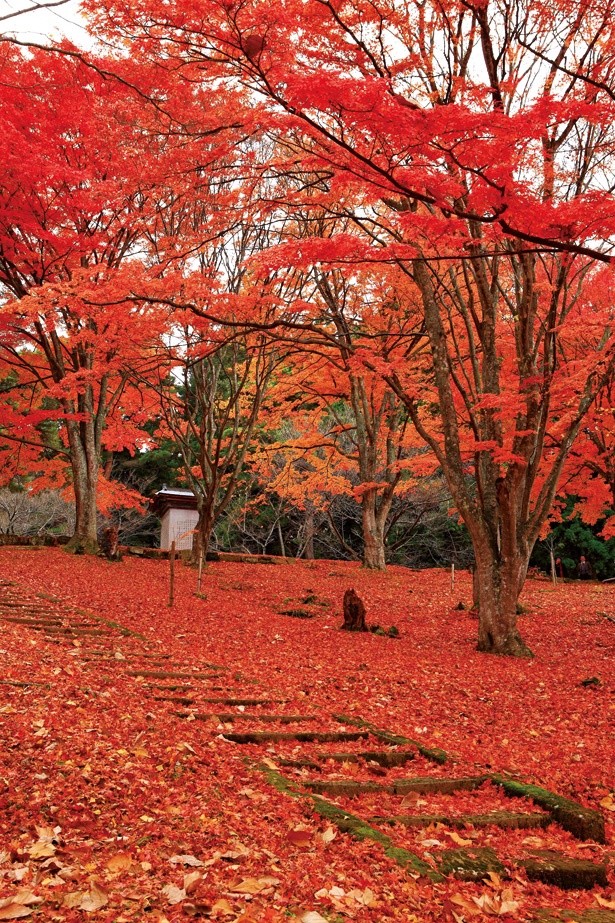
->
[151,487,199,551]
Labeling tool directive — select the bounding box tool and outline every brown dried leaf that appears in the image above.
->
[28,842,55,860]
[211,898,234,916]
[228,878,266,894]
[183,871,202,893]
[78,881,109,912]
[162,884,186,906]
[106,853,134,874]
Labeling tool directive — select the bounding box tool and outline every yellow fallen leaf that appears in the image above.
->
[28,842,55,860]
[596,896,615,910]
[211,898,234,915]
[447,830,473,847]
[106,853,134,874]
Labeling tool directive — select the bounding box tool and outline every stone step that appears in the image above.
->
[516,852,608,890]
[126,670,220,680]
[492,775,606,843]
[224,730,369,744]
[533,910,615,923]
[44,627,111,636]
[305,775,489,797]
[176,712,316,723]
[2,617,63,627]
[318,749,416,767]
[372,811,552,830]
[202,697,282,706]
[437,846,505,881]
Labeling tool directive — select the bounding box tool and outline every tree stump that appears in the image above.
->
[100,527,120,561]
[342,588,368,632]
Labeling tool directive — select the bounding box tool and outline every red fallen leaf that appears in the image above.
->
[286,829,313,848]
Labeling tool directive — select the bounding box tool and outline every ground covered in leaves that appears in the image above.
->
[0,547,613,923]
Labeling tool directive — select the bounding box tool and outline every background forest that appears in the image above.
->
[3,0,615,653]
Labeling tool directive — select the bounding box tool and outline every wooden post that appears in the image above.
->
[550,548,557,586]
[451,562,455,593]
[169,540,176,607]
[197,546,204,594]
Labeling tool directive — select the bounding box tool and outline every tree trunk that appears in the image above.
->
[64,422,99,554]
[362,490,387,570]
[193,503,214,566]
[474,544,532,657]
[303,503,315,560]
[472,565,480,609]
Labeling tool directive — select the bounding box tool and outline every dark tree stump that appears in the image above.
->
[342,588,368,632]
[101,527,121,561]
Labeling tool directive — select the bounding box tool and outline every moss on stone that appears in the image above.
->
[384,846,443,880]
[491,775,606,843]
[517,853,608,890]
[332,713,448,764]
[437,846,505,881]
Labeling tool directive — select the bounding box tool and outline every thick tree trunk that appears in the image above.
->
[64,422,99,554]
[472,565,480,609]
[362,490,387,571]
[474,544,532,657]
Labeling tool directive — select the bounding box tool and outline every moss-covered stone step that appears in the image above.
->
[45,626,111,636]
[372,811,552,830]
[256,762,443,882]
[533,911,615,923]
[516,852,608,890]
[132,652,172,659]
[305,775,488,797]
[491,775,606,843]
[224,730,369,744]
[154,695,195,705]
[278,757,322,770]
[333,713,448,764]
[201,697,282,706]
[126,670,220,680]
[318,749,416,767]
[176,712,316,723]
[2,617,62,626]
[437,846,505,881]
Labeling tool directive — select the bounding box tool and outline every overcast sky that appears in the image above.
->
[0,0,89,46]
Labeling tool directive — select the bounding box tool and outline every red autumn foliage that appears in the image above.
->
[0,547,612,921]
